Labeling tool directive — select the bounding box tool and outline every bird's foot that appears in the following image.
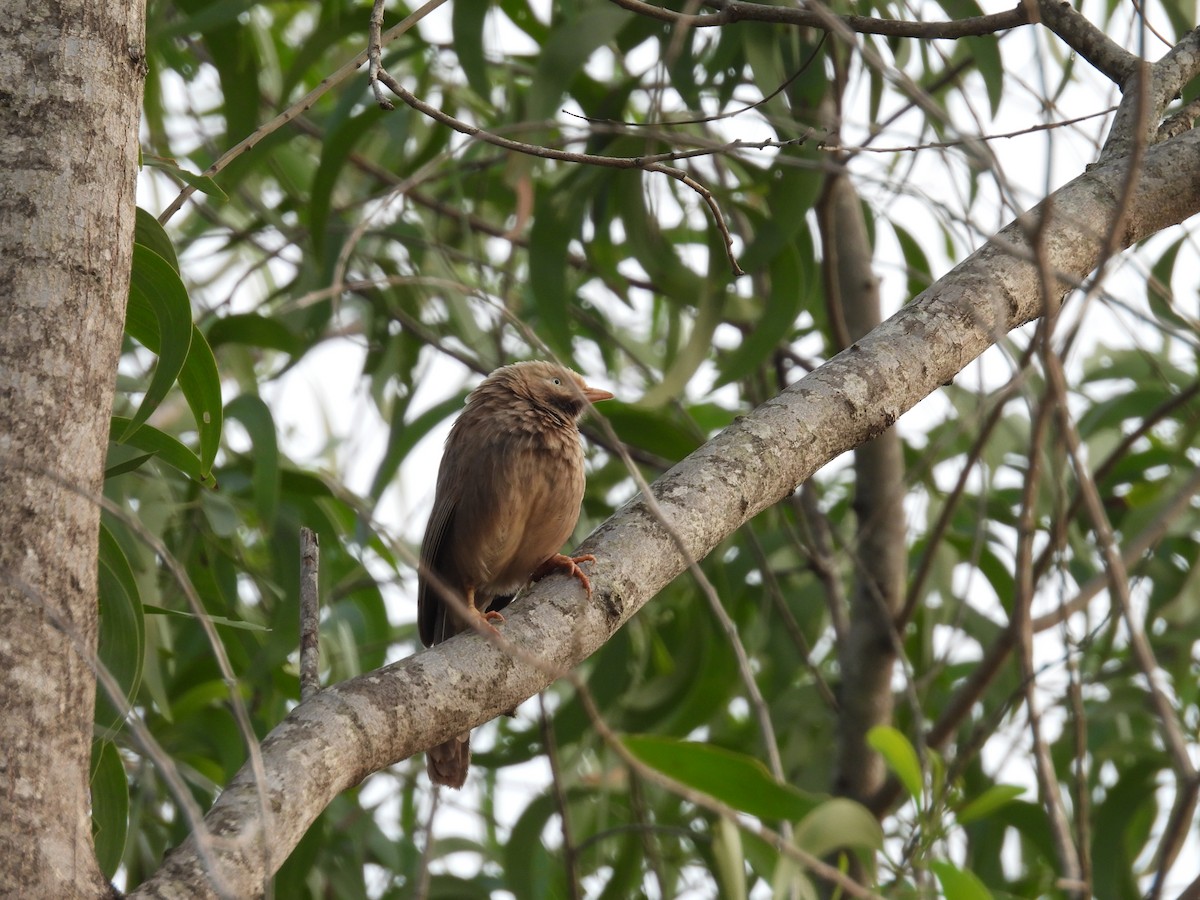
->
[532,553,597,597]
[473,608,505,635]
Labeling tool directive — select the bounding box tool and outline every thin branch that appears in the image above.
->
[1147,774,1200,899]
[612,0,1030,39]
[299,527,321,702]
[414,789,439,900]
[1159,96,1200,139]
[790,485,848,642]
[1034,0,1139,87]
[1101,27,1200,161]
[820,107,1118,155]
[1066,655,1092,893]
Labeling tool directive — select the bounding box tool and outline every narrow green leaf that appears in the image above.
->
[716,237,810,387]
[108,416,211,485]
[142,604,271,633]
[529,186,585,355]
[956,784,1026,825]
[712,816,748,900]
[123,243,194,440]
[142,156,228,201]
[96,524,144,733]
[103,451,158,480]
[452,0,491,100]
[90,739,129,879]
[792,798,884,859]
[206,312,302,356]
[867,725,923,802]
[528,5,628,120]
[134,207,180,272]
[931,860,994,900]
[370,392,468,503]
[1146,236,1190,331]
[225,394,280,523]
[307,107,387,260]
[178,325,223,475]
[623,736,821,822]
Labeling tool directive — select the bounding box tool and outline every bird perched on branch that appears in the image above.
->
[417,360,614,788]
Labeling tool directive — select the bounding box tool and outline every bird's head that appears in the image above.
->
[486,360,614,422]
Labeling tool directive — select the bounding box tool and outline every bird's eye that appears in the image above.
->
[552,378,562,386]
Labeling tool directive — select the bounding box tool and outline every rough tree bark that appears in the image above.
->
[130,126,1200,898]
[0,0,145,896]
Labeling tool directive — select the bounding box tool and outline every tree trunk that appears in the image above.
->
[0,0,144,896]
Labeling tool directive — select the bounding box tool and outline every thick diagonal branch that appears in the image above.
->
[131,128,1200,899]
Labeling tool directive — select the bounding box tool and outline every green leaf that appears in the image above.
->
[370,392,467,503]
[867,725,923,802]
[123,243,195,440]
[529,185,587,355]
[90,739,129,879]
[206,312,302,356]
[142,604,272,633]
[1146,236,1190,331]
[134,207,180,272]
[307,107,388,260]
[965,36,1003,116]
[103,451,158,480]
[142,156,228,201]
[712,816,748,900]
[96,524,144,733]
[528,5,628,120]
[792,797,884,858]
[225,394,280,523]
[956,783,1026,824]
[716,237,810,387]
[108,416,212,485]
[179,325,224,474]
[931,860,994,900]
[453,0,491,100]
[623,736,821,821]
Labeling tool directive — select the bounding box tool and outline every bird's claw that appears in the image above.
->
[532,553,597,597]
[475,608,505,635]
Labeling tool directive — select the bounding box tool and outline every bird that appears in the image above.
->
[417,359,614,788]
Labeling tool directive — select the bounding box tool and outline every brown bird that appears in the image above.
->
[417,360,613,788]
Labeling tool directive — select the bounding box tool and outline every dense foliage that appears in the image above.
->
[97,0,1200,896]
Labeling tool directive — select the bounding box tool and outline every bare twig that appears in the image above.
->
[820,107,1118,155]
[612,0,1030,38]
[299,527,321,702]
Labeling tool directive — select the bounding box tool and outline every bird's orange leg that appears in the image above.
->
[458,586,504,636]
[531,553,597,597]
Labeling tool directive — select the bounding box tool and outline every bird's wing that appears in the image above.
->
[417,458,462,647]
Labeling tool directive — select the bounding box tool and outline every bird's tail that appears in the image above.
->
[426,733,470,789]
